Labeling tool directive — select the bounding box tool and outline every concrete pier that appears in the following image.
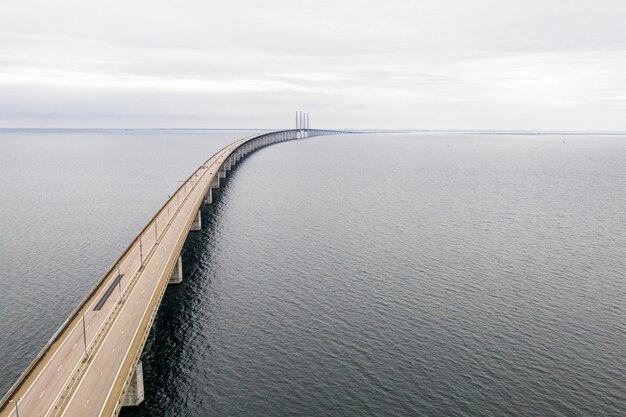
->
[203,188,212,206]
[121,361,144,407]
[169,256,183,284]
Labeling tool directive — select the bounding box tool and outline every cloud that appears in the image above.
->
[1,0,625,129]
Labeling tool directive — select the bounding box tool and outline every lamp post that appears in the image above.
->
[118,268,122,297]
[9,398,20,417]
[82,313,87,353]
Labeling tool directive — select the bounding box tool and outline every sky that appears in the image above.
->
[1,0,625,130]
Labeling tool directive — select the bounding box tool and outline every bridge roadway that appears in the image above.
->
[0,128,345,417]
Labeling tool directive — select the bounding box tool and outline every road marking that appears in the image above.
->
[57,364,63,372]
[38,137,256,416]
[39,390,46,398]
[91,187,202,416]
[72,343,77,350]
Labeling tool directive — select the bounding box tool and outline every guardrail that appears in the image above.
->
[0,128,349,415]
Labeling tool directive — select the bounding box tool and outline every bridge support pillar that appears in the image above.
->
[169,256,183,284]
[191,210,202,231]
[203,187,212,205]
[211,175,220,190]
[122,361,145,407]
[219,167,226,179]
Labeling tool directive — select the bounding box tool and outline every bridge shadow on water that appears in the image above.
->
[119,167,241,417]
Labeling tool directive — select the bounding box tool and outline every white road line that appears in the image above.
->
[57,364,63,372]
[38,136,257,416]
[39,390,45,399]
[96,240,184,416]
[59,195,190,415]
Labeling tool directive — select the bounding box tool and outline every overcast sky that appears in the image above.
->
[1,0,625,129]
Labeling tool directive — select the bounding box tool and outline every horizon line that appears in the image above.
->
[1,127,626,135]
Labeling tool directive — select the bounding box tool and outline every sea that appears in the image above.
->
[0,129,624,416]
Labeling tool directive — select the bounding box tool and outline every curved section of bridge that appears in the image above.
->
[0,128,345,417]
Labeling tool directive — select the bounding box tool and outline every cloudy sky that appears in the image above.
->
[1,0,625,129]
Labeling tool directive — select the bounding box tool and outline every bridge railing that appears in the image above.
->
[0,130,280,409]
[44,137,255,416]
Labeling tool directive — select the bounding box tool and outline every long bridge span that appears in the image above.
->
[0,128,346,417]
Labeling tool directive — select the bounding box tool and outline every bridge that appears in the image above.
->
[0,127,346,417]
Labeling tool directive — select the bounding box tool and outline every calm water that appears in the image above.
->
[1,130,625,416]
